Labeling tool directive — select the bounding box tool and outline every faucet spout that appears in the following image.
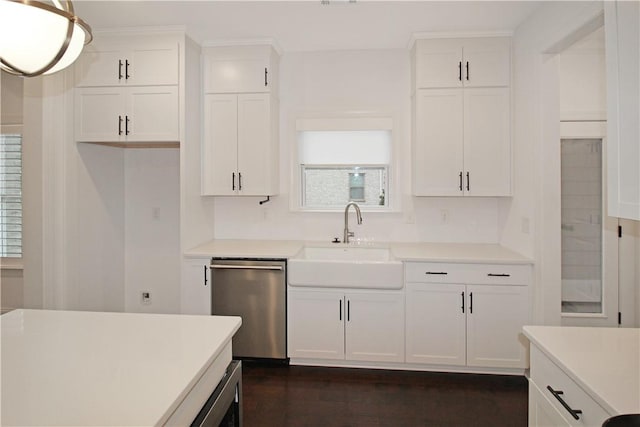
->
[343,202,363,244]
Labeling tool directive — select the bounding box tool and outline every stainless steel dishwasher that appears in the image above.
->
[210,258,287,361]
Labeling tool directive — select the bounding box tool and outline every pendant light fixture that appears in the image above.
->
[0,0,92,77]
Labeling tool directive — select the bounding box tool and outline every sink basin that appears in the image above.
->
[288,245,403,289]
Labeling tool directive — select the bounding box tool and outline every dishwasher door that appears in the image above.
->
[210,259,287,360]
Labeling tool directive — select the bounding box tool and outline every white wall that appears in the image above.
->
[124,148,180,313]
[213,49,503,244]
[503,1,607,325]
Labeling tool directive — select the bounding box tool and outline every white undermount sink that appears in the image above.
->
[288,245,403,289]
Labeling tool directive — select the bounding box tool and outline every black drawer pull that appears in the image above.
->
[487,273,511,277]
[546,386,582,420]
[425,272,448,275]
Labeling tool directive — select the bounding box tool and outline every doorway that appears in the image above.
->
[556,26,619,326]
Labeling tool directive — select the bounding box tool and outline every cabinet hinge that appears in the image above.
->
[618,312,622,325]
[618,225,622,238]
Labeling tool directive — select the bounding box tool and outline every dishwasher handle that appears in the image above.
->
[210,264,284,271]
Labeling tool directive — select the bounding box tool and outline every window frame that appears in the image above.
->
[292,117,397,213]
[0,124,23,265]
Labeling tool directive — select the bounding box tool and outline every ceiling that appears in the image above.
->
[74,1,543,52]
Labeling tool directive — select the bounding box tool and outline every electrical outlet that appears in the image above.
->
[522,217,530,234]
[141,291,152,305]
[440,209,449,223]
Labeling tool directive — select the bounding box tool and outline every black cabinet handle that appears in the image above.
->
[546,386,582,420]
[426,271,448,275]
[458,61,462,81]
[469,292,473,314]
[488,273,511,277]
[347,300,350,322]
[459,171,463,191]
[203,265,208,286]
[466,61,469,81]
[118,115,123,135]
[238,172,242,190]
[125,60,130,79]
[125,116,130,135]
[264,67,268,86]
[232,173,236,191]
[339,299,342,321]
[118,60,123,80]
[461,292,465,313]
[466,172,470,191]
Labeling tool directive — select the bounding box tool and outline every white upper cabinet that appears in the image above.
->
[73,32,181,144]
[203,45,279,94]
[75,36,179,87]
[412,36,512,197]
[605,1,640,220]
[201,44,280,196]
[413,37,510,89]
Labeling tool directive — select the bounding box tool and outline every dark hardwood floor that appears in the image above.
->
[242,363,528,427]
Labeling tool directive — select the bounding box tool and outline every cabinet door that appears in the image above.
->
[528,382,572,427]
[605,0,640,220]
[462,38,511,88]
[463,87,511,196]
[202,94,238,196]
[288,290,345,360]
[345,292,404,363]
[466,285,528,368]
[413,89,464,196]
[126,86,179,142]
[180,258,211,315]
[74,87,124,142]
[75,40,124,87]
[204,55,270,93]
[405,283,466,365]
[415,39,463,88]
[237,93,274,196]
[126,42,179,86]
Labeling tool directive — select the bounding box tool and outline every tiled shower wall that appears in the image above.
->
[560,139,602,301]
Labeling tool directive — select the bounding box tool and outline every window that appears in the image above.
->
[0,125,22,258]
[297,121,392,210]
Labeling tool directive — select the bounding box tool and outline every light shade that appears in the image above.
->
[0,0,92,77]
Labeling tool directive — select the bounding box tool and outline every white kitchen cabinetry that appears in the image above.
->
[201,93,278,196]
[75,86,179,143]
[605,1,640,220]
[75,36,179,87]
[201,45,279,197]
[180,257,211,315]
[288,289,404,363]
[73,33,180,144]
[203,45,278,94]
[412,37,511,197]
[413,37,510,89]
[405,262,530,369]
[528,346,611,426]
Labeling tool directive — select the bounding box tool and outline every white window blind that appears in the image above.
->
[0,131,22,258]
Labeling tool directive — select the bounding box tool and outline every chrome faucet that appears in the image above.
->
[343,202,363,244]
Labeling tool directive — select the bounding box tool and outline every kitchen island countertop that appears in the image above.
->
[1,309,241,426]
[524,325,640,416]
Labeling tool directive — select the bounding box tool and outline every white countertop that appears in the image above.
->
[1,309,241,426]
[523,325,640,416]
[185,239,531,264]
[390,242,531,264]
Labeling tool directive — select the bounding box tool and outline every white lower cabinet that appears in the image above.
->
[405,262,530,369]
[529,345,611,426]
[529,381,572,427]
[288,289,404,363]
[180,257,211,315]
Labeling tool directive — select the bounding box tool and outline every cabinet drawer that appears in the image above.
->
[530,346,611,426]
[405,262,530,285]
